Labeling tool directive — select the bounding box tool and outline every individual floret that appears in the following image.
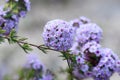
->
[69,16,91,29]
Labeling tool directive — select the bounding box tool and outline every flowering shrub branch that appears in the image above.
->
[1,0,120,80]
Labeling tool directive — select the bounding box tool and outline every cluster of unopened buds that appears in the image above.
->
[42,16,120,80]
[0,0,120,80]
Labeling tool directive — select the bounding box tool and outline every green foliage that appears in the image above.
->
[18,37,28,42]
[8,29,17,43]
[5,29,32,53]
[4,1,19,19]
[21,43,33,53]
[0,28,5,43]
[0,27,6,34]
[18,68,35,80]
[0,37,5,43]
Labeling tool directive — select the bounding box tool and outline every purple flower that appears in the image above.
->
[23,53,55,80]
[92,48,119,79]
[42,19,74,51]
[12,14,19,22]
[0,12,19,35]
[76,55,85,64]
[80,64,89,72]
[19,11,27,18]
[0,0,31,36]
[24,0,31,11]
[75,23,102,45]
[93,66,112,80]
[2,19,18,35]
[71,42,119,80]
[81,41,101,56]
[26,53,44,71]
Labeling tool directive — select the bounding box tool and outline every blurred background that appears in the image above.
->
[0,0,120,80]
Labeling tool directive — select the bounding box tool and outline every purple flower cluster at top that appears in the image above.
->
[42,16,101,51]
[75,23,102,45]
[42,19,74,51]
[0,0,31,35]
[25,53,54,80]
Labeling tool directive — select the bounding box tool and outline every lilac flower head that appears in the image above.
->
[91,48,119,80]
[78,41,102,69]
[75,23,103,45]
[0,5,18,36]
[26,53,45,71]
[69,17,120,80]
[0,15,18,35]
[21,53,55,80]
[97,48,118,67]
[3,19,18,35]
[70,40,120,79]
[42,19,74,51]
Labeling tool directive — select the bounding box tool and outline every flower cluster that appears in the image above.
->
[20,53,54,80]
[42,19,74,51]
[75,23,102,45]
[69,17,120,80]
[0,0,30,35]
[42,17,120,79]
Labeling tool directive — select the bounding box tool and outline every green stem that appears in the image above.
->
[61,52,74,80]
[3,36,62,53]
